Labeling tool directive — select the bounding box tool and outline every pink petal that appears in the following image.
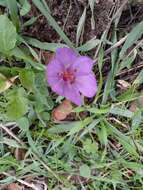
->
[72,56,94,76]
[46,59,63,78]
[76,74,97,97]
[48,75,59,86]
[51,79,65,96]
[56,47,78,67]
[63,84,82,106]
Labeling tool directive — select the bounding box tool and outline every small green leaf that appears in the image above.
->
[79,164,91,178]
[17,117,29,131]
[19,69,35,91]
[0,15,17,53]
[83,139,98,154]
[97,123,108,146]
[6,88,28,120]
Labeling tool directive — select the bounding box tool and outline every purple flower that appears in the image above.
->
[46,47,97,105]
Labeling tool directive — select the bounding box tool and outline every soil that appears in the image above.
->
[24,0,143,44]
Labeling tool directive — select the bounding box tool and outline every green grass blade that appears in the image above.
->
[0,0,6,6]
[102,71,114,104]
[76,7,86,46]
[77,37,100,52]
[6,0,20,30]
[23,36,66,52]
[41,0,51,13]
[120,21,143,58]
[88,0,95,29]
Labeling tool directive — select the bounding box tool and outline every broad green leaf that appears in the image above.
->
[76,7,86,46]
[79,164,91,178]
[120,21,143,57]
[20,0,31,16]
[0,15,17,53]
[19,69,35,91]
[6,88,28,120]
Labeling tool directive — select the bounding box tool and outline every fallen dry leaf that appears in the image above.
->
[130,95,143,112]
[117,79,131,90]
[41,51,54,64]
[7,183,22,190]
[14,148,26,161]
[52,100,73,121]
[0,73,18,93]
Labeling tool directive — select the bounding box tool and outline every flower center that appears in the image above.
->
[61,69,75,83]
